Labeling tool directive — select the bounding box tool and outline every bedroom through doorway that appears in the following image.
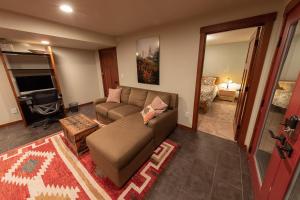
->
[197,27,259,141]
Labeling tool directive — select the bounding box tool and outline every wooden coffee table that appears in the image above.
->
[59,114,99,155]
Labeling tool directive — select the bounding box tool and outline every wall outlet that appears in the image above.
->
[10,108,18,114]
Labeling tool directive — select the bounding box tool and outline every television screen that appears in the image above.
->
[16,75,54,92]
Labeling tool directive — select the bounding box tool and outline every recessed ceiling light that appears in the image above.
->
[59,4,73,13]
[41,40,50,45]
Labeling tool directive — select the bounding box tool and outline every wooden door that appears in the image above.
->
[234,27,261,139]
[99,47,119,96]
[249,2,300,199]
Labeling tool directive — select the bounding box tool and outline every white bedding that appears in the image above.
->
[272,90,292,109]
[200,85,218,102]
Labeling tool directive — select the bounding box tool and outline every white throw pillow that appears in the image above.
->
[106,88,122,103]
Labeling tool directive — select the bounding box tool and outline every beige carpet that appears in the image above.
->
[198,99,237,141]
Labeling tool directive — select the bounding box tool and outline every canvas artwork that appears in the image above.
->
[136,37,160,85]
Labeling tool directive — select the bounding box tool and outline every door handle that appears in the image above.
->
[276,145,286,159]
[269,130,286,145]
[276,142,293,159]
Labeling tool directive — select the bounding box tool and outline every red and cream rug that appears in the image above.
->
[0,132,178,200]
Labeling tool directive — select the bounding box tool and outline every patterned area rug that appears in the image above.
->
[0,132,178,200]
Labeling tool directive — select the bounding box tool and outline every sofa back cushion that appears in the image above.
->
[144,91,170,108]
[119,86,131,103]
[128,88,148,107]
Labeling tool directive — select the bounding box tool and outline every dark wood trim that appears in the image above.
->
[79,101,93,107]
[0,51,26,125]
[200,13,277,34]
[98,50,108,97]
[284,0,300,16]
[0,120,23,128]
[177,123,194,132]
[1,51,50,56]
[64,101,93,112]
[192,33,206,130]
[192,13,277,147]
[47,46,62,95]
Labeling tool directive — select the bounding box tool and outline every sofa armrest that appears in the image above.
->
[147,109,178,146]
[94,97,107,105]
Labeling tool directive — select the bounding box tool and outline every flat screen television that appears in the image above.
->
[16,75,54,93]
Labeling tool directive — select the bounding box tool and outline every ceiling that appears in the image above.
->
[0,0,280,36]
[206,27,257,45]
[0,28,108,50]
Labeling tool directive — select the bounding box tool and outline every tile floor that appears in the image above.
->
[0,104,253,200]
[198,99,237,141]
[146,128,253,200]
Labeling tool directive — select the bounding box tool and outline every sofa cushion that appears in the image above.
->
[128,88,148,107]
[108,105,141,121]
[95,102,123,117]
[119,86,131,103]
[86,113,153,169]
[144,91,170,108]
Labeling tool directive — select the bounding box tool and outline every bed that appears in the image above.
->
[272,81,295,109]
[199,76,219,113]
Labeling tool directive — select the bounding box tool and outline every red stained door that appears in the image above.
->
[249,2,300,199]
[99,47,120,96]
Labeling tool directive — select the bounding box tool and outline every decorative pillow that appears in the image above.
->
[140,105,156,124]
[151,96,168,115]
[202,76,217,86]
[106,88,122,103]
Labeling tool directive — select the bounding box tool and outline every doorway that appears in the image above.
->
[193,13,277,146]
[249,1,300,199]
[98,47,120,97]
[197,27,259,141]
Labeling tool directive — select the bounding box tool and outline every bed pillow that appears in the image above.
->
[151,96,168,115]
[140,105,156,124]
[106,88,122,103]
[202,76,217,86]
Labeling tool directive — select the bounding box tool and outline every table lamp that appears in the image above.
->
[226,77,233,89]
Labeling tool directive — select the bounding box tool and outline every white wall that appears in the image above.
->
[117,2,284,147]
[203,42,249,83]
[0,57,22,124]
[53,47,104,107]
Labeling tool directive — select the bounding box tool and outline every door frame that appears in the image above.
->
[249,0,300,198]
[192,13,277,146]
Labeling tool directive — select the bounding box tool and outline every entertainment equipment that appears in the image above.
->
[15,75,54,94]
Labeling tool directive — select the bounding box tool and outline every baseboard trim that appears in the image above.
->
[65,101,93,112]
[177,123,194,131]
[0,119,23,128]
[79,101,93,107]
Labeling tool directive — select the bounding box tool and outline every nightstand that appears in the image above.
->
[218,89,236,102]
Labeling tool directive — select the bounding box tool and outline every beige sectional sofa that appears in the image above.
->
[86,86,178,187]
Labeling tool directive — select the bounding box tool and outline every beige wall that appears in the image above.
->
[0,57,22,125]
[53,47,104,107]
[117,2,284,147]
[203,42,249,83]
[0,44,104,126]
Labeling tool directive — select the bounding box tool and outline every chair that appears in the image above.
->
[27,89,64,129]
